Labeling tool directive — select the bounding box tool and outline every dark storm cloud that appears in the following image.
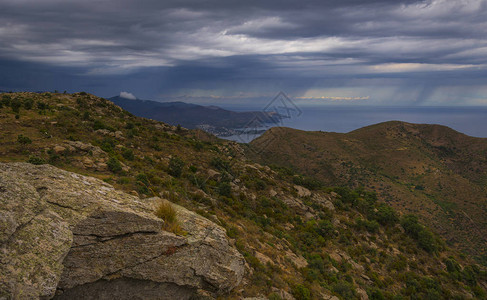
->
[1,0,487,105]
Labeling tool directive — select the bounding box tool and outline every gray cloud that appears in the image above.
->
[1,0,486,105]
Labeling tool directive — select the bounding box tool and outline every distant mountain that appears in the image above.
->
[108,96,281,135]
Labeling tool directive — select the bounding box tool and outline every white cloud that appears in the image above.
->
[120,91,137,100]
[369,62,479,73]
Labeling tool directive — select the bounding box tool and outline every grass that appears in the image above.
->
[154,200,185,235]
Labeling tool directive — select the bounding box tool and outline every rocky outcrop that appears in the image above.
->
[0,163,244,299]
[50,140,110,171]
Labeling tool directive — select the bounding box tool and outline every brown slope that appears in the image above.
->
[249,121,487,263]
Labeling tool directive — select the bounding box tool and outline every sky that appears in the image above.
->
[1,0,487,106]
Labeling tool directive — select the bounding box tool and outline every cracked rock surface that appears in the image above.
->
[0,163,245,299]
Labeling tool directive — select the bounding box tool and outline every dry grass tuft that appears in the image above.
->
[155,201,185,235]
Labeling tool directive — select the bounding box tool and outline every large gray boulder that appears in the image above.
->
[0,163,244,299]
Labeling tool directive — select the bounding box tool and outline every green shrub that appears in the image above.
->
[122,148,135,160]
[367,287,385,300]
[17,134,32,145]
[210,157,231,172]
[445,257,461,274]
[400,214,439,253]
[293,175,322,190]
[82,111,91,120]
[27,156,46,165]
[93,119,107,131]
[400,215,422,238]
[268,293,282,300]
[168,157,185,177]
[1,94,11,107]
[47,149,60,163]
[23,98,34,110]
[254,178,267,190]
[107,157,122,173]
[99,137,116,153]
[417,229,437,253]
[135,173,149,185]
[292,284,311,300]
[188,174,207,190]
[355,218,379,233]
[218,182,232,197]
[332,281,356,299]
[11,98,21,113]
[375,204,398,225]
[316,220,334,238]
[37,101,49,110]
[388,255,408,272]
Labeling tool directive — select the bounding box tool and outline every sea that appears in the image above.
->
[219,106,487,143]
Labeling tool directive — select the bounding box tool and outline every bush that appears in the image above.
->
[367,287,385,300]
[268,293,282,300]
[168,157,185,177]
[122,148,135,161]
[445,257,461,274]
[293,175,322,190]
[332,281,356,299]
[355,218,379,233]
[400,214,439,253]
[400,215,422,238]
[374,204,398,225]
[11,98,22,113]
[93,119,107,131]
[188,174,207,191]
[37,101,49,110]
[23,98,34,110]
[417,229,437,253]
[218,182,232,197]
[316,220,334,238]
[210,157,231,172]
[254,178,267,190]
[1,94,11,107]
[17,134,32,145]
[27,156,46,165]
[292,284,311,300]
[107,157,122,173]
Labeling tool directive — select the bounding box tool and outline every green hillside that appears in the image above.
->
[250,122,487,267]
[1,91,486,299]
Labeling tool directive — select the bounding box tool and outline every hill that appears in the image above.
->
[109,96,281,136]
[1,92,486,299]
[249,122,487,265]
